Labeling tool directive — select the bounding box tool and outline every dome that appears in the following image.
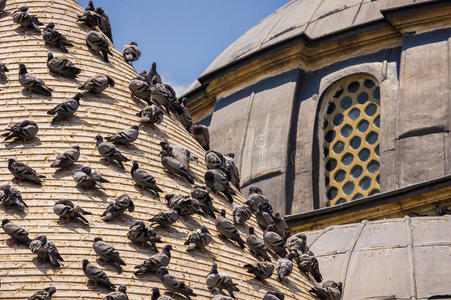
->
[0,1,313,299]
[303,216,451,299]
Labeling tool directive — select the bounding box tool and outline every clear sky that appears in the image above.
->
[77,0,288,95]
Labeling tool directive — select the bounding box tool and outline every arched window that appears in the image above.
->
[321,75,381,205]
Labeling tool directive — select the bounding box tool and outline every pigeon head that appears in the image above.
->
[2,219,10,227]
[130,41,137,46]
[106,76,115,87]
[118,285,127,293]
[274,212,281,220]
[17,6,28,12]
[72,145,80,151]
[0,184,11,194]
[36,235,47,243]
[151,62,157,71]
[249,186,263,195]
[93,237,103,243]
[286,252,296,261]
[131,125,139,131]
[74,93,83,101]
[46,22,55,29]
[95,7,104,14]
[82,259,89,270]
[128,200,135,212]
[200,226,209,234]
[80,166,92,175]
[151,287,161,299]
[210,263,218,273]
[337,282,343,292]
[131,160,139,173]
[219,209,226,218]
[7,158,15,167]
[164,194,174,204]
[95,135,103,142]
[159,141,169,149]
[44,287,57,295]
[157,267,168,276]
[47,53,54,61]
[18,64,27,74]
[248,226,255,234]
[162,244,172,253]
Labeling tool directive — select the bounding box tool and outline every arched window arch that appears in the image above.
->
[319,74,381,206]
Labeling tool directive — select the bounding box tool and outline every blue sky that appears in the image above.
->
[77,0,287,95]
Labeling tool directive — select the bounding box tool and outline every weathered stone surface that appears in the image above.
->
[380,148,398,191]
[292,171,314,214]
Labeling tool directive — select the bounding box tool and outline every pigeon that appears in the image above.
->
[216,209,245,249]
[263,291,285,300]
[47,93,82,123]
[160,150,194,184]
[101,194,134,222]
[151,287,174,300]
[224,153,240,191]
[53,199,91,224]
[285,233,308,254]
[158,267,197,300]
[210,288,234,300]
[93,237,126,273]
[146,62,162,85]
[247,187,272,214]
[13,6,43,32]
[298,253,323,282]
[123,41,141,64]
[309,281,342,300]
[2,219,31,246]
[18,64,52,96]
[86,30,112,63]
[160,142,197,177]
[79,74,115,94]
[103,285,128,300]
[0,61,9,81]
[95,135,130,169]
[206,263,239,299]
[131,160,163,197]
[243,261,274,281]
[232,201,253,225]
[184,226,213,251]
[47,53,81,78]
[127,221,162,250]
[0,184,28,210]
[435,204,451,216]
[191,185,217,218]
[264,225,287,258]
[95,7,113,43]
[134,245,172,276]
[205,150,225,170]
[173,97,193,131]
[50,146,80,169]
[74,166,108,190]
[85,0,95,12]
[273,212,290,241]
[29,235,63,267]
[43,23,73,53]
[246,226,271,262]
[28,287,57,300]
[148,209,180,229]
[190,124,210,151]
[0,0,5,13]
[149,76,175,114]
[205,169,235,203]
[8,158,45,185]
[2,120,38,142]
[106,125,139,146]
[136,105,164,125]
[77,4,101,27]
[276,252,295,282]
[129,74,151,104]
[256,203,275,230]
[165,194,207,218]
[82,259,116,290]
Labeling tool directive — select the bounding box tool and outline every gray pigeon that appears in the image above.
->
[43,23,73,53]
[0,61,9,81]
[205,169,235,203]
[136,105,164,125]
[148,209,180,228]
[131,160,163,197]
[298,253,323,282]
[211,288,234,300]
[232,201,253,225]
[191,185,217,218]
[243,261,274,281]
[106,125,139,145]
[129,74,151,104]
[256,203,275,230]
[127,221,162,250]
[158,267,197,300]
[309,281,342,300]
[216,209,245,249]
[123,41,141,64]
[224,153,240,191]
[103,285,128,300]
[173,97,193,131]
[28,287,57,300]
[205,150,225,170]
[285,233,308,254]
[79,74,115,94]
[77,1,101,27]
[18,64,52,96]
[82,259,116,290]
[2,120,38,142]
[184,226,213,251]
[74,166,109,190]
[264,225,287,258]
[134,245,172,276]
[435,204,451,216]
[13,6,43,32]
[206,263,239,299]
[247,186,272,213]
[2,219,31,246]
[47,53,81,78]
[0,184,28,209]
[149,76,175,115]
[85,0,94,11]
[8,158,45,185]
[146,62,162,86]
[276,252,295,282]
[151,287,174,300]
[190,124,210,151]
[263,291,285,300]
[93,237,126,273]
[160,142,197,178]
[50,146,80,169]
[53,199,91,224]
[160,150,194,184]
[95,135,130,169]
[101,194,134,222]
[47,93,82,123]
[165,194,207,218]
[246,226,271,262]
[0,0,5,13]
[273,212,290,241]
[95,7,113,43]
[86,30,112,63]
[29,235,63,267]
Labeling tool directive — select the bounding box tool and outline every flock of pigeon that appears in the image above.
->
[0,1,347,299]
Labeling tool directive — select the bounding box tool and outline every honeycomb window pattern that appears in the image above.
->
[323,75,381,205]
